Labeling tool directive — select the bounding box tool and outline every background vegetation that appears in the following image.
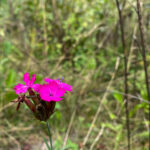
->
[0,0,150,149]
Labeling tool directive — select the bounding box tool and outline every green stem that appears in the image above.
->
[46,120,53,150]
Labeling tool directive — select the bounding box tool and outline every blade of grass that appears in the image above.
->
[42,136,51,150]
[46,121,53,150]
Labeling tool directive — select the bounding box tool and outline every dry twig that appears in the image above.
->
[115,0,130,149]
[136,0,150,149]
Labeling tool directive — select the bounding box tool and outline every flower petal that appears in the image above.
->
[38,83,65,102]
[44,78,53,83]
[30,74,36,85]
[44,78,72,92]
[38,84,50,95]
[14,83,28,94]
[49,97,63,102]
[31,84,41,92]
[55,87,66,97]
[59,82,72,92]
[24,72,30,86]
[40,94,63,102]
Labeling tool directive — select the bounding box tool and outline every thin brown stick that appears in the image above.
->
[115,0,130,149]
[136,1,150,149]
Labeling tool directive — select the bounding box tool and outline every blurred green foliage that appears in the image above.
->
[0,0,150,149]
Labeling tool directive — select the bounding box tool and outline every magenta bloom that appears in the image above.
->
[44,78,72,92]
[14,72,40,94]
[13,73,73,121]
[39,82,66,102]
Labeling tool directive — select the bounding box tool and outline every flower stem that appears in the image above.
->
[46,120,53,150]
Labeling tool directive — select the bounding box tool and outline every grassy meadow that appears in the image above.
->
[0,0,150,149]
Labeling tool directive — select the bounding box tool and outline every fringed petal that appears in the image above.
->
[14,83,28,94]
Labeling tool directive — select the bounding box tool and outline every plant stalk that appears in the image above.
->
[46,121,53,150]
[136,1,150,149]
[115,0,130,150]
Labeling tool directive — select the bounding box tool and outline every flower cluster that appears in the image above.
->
[13,72,72,121]
[14,72,72,101]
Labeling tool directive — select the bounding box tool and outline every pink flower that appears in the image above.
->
[38,82,66,102]
[44,78,72,92]
[14,72,40,94]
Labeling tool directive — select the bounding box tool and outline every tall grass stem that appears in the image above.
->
[46,121,53,150]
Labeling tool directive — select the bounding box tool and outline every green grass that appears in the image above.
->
[0,0,150,149]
